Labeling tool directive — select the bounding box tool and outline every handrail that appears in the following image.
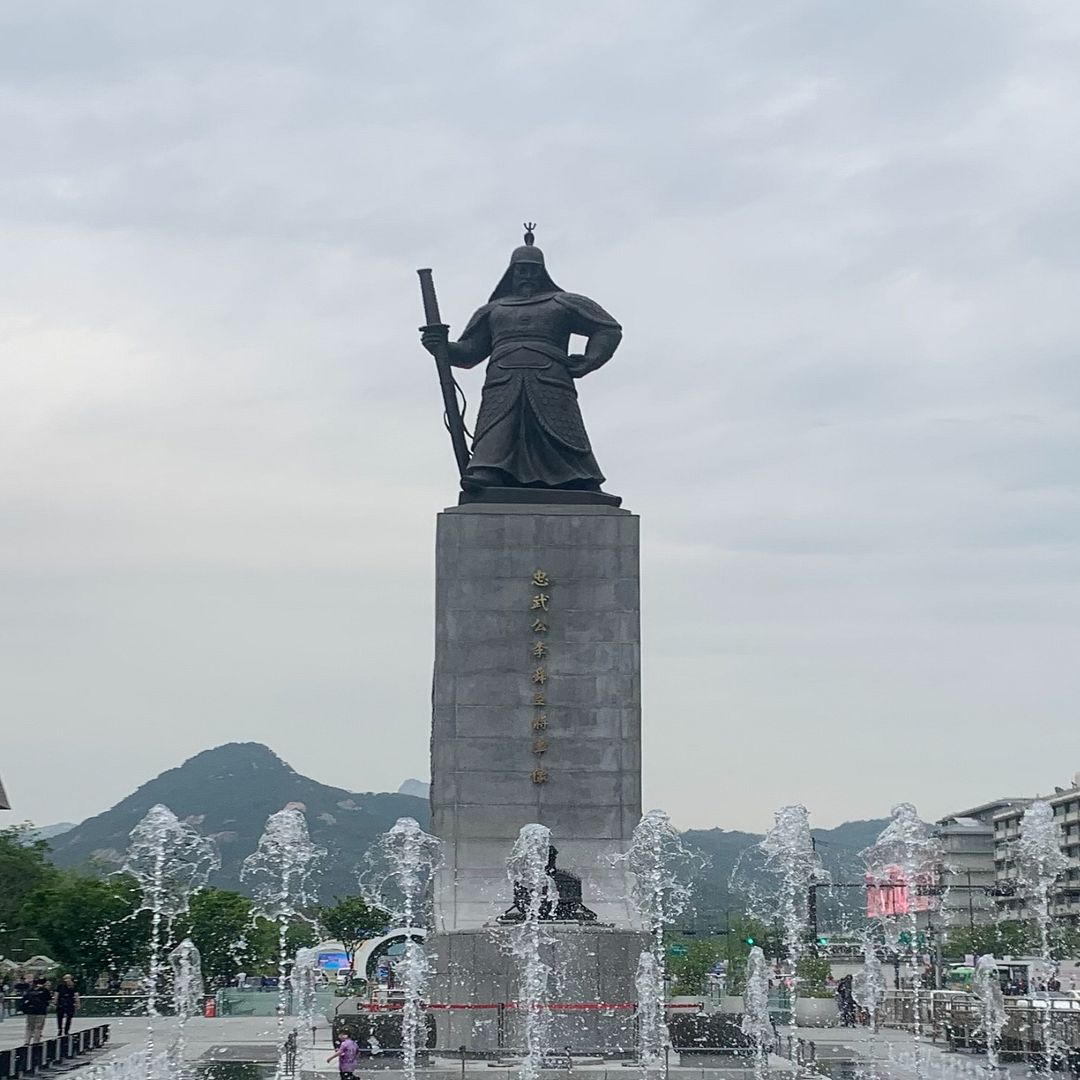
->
[0,1023,110,1079]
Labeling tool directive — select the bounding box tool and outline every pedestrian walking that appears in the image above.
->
[327,1030,360,1080]
[836,974,856,1028]
[55,974,79,1036]
[20,977,51,1044]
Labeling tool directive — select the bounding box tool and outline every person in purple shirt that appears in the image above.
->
[328,1031,359,1080]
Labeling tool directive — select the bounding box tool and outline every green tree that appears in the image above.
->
[0,825,59,957]
[318,897,389,974]
[27,873,149,988]
[175,888,257,989]
[246,915,319,974]
[1053,924,1080,960]
[942,921,1038,961]
[796,954,833,997]
[175,889,324,987]
[728,916,773,995]
[665,916,770,996]
[666,937,725,994]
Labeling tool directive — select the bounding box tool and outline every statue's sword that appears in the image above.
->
[417,268,471,477]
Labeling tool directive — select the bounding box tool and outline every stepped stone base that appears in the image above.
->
[427,925,651,1054]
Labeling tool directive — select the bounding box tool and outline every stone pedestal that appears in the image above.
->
[431,503,642,934]
[428,503,644,1054]
[427,925,649,1054]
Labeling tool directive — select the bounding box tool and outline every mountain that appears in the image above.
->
[681,817,890,929]
[45,742,889,922]
[25,822,77,843]
[46,743,429,902]
[397,779,430,799]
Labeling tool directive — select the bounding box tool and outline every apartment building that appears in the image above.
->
[936,798,1029,925]
[993,775,1080,923]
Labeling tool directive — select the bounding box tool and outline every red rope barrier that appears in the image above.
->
[351,1002,703,1012]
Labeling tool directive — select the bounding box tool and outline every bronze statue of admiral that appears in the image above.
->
[418,226,622,502]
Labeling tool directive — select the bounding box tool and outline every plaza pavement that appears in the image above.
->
[0,1012,1037,1079]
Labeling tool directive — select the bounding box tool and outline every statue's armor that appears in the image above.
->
[487,296,577,366]
[452,290,621,487]
[479,296,588,452]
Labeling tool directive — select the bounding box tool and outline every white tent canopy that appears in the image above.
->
[22,956,57,972]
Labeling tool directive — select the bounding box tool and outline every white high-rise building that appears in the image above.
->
[993,774,1080,923]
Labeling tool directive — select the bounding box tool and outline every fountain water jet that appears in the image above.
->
[1016,800,1068,1076]
[861,804,942,1080]
[634,952,668,1076]
[241,807,324,1080]
[972,954,1006,1072]
[505,824,554,1080]
[618,810,695,1074]
[756,803,827,1070]
[851,941,888,1080]
[741,945,773,1080]
[852,941,887,1032]
[123,804,219,1076]
[363,817,444,1080]
[759,806,823,969]
[292,945,320,1047]
[168,937,203,1077]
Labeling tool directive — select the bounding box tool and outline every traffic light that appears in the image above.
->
[817,936,829,947]
[745,935,756,946]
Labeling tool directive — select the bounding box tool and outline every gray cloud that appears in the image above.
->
[3,1,1079,833]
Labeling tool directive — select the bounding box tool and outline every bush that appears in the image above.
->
[796,954,832,997]
[667,1012,755,1054]
[333,1011,436,1054]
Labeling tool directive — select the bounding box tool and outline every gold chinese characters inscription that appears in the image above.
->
[528,571,553,782]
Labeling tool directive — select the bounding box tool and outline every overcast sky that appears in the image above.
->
[3,1,1079,834]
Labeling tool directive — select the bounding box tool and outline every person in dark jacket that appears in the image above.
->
[20,978,51,1044]
[836,974,856,1027]
[55,974,79,1036]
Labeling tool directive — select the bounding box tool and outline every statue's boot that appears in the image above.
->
[461,467,505,491]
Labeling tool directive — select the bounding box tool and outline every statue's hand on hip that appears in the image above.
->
[565,353,593,378]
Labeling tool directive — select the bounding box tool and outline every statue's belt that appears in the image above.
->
[490,340,567,369]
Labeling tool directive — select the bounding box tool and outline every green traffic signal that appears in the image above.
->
[745,936,756,946]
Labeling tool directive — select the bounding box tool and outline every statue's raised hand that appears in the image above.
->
[420,324,449,357]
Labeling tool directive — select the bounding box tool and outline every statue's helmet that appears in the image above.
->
[508,242,545,266]
[489,224,562,301]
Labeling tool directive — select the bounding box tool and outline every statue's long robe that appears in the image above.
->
[449,290,622,488]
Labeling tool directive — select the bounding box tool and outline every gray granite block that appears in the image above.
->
[432,505,642,935]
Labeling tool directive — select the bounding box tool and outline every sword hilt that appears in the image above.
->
[417,268,442,327]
